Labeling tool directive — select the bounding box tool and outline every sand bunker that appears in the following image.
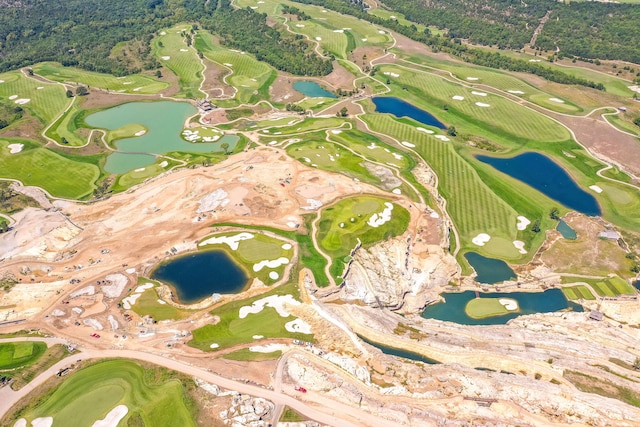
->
[368,202,394,228]
[160,31,166,35]
[197,189,230,213]
[249,344,288,353]
[92,405,128,427]
[281,243,292,250]
[333,29,344,33]
[383,72,400,78]
[126,268,136,274]
[508,90,524,95]
[331,129,342,134]
[253,257,289,272]
[516,216,530,231]
[549,98,564,103]
[378,30,385,34]
[239,294,300,319]
[15,99,30,104]
[71,286,96,298]
[209,343,219,349]
[302,198,323,210]
[223,63,233,67]
[589,185,603,193]
[629,85,640,94]
[269,271,279,280]
[107,315,119,330]
[161,56,170,60]
[466,77,479,81]
[475,102,490,107]
[157,299,166,305]
[472,233,491,246]
[0,80,4,84]
[180,49,189,52]
[499,298,518,311]
[295,24,305,27]
[392,188,401,194]
[83,318,104,330]
[285,318,312,334]
[13,419,27,427]
[8,143,24,154]
[452,95,464,101]
[102,273,128,298]
[31,418,53,427]
[8,95,17,100]
[471,91,487,96]
[51,309,65,317]
[513,240,527,254]
[401,141,415,148]
[434,135,450,142]
[134,130,146,137]
[37,87,44,90]
[315,37,322,41]
[199,232,254,250]
[134,168,145,172]
[253,335,264,339]
[416,127,434,134]
[135,283,154,293]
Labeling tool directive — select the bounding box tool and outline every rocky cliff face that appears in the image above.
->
[340,237,457,313]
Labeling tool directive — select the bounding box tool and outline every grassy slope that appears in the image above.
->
[153,25,204,99]
[0,71,69,124]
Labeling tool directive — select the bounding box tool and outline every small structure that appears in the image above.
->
[588,310,604,321]
[598,229,621,240]
[618,107,627,112]
[196,99,214,112]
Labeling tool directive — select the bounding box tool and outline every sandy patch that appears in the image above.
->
[249,344,288,353]
[200,232,254,250]
[0,80,4,84]
[31,418,53,427]
[331,129,342,134]
[529,59,541,63]
[628,85,640,94]
[157,299,166,304]
[252,335,264,339]
[72,307,83,314]
[13,419,27,427]
[83,318,104,330]
[549,98,564,103]
[508,90,524,95]
[416,127,434,134]
[281,243,292,250]
[513,240,527,254]
[269,271,279,280]
[302,198,323,210]
[239,294,300,319]
[134,130,146,136]
[92,405,128,427]
[516,216,530,231]
[392,188,401,194]
[315,37,322,41]
[159,161,168,167]
[8,143,24,154]
[209,343,219,349]
[134,168,145,172]
[135,283,154,293]
[333,30,344,33]
[161,56,171,60]
[285,318,312,334]
[102,273,128,298]
[15,98,30,104]
[253,257,289,272]
[451,95,464,101]
[107,315,119,330]
[71,286,96,298]
[37,87,44,90]
[368,202,393,228]
[472,233,491,246]
[401,141,415,148]
[180,49,189,52]
[434,135,450,142]
[378,30,385,34]
[466,77,479,81]
[589,185,603,193]
[51,309,65,317]
[499,298,518,311]
[471,91,487,96]
[197,189,230,213]
[160,31,166,35]
[8,95,18,100]
[296,24,305,28]
[475,102,490,107]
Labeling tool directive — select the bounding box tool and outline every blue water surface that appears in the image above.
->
[372,97,447,129]
[464,252,516,284]
[293,81,337,98]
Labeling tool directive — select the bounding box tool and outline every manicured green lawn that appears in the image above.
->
[562,285,596,301]
[0,70,69,124]
[223,348,282,361]
[465,298,513,319]
[11,360,196,427]
[129,279,190,321]
[0,342,46,370]
[153,25,204,99]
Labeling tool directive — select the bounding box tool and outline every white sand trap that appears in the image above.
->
[315,37,322,41]
[253,335,264,339]
[13,419,27,427]
[179,49,189,52]
[31,418,53,427]
[135,283,154,293]
[161,56,171,60]
[239,294,300,319]
[92,405,128,427]
[549,98,564,103]
[160,31,166,35]
[159,160,168,167]
[471,91,487,96]
[589,185,603,193]
[416,127,434,134]
[513,240,527,254]
[302,198,322,210]
[378,30,385,34]
[83,319,104,330]
[209,343,219,349]
[368,202,394,228]
[134,130,146,136]
[281,243,292,250]
[508,90,524,95]
[529,59,541,63]
[157,299,166,305]
[223,63,233,67]
[401,141,415,148]
[392,188,401,194]
[107,315,119,330]
[251,6,258,9]
[122,293,141,310]
[250,344,288,353]
[123,82,132,85]
[8,95,18,100]
[37,87,44,90]
[134,168,145,172]
[466,77,479,81]
[296,24,305,28]
[285,318,312,334]
[287,221,298,228]
[197,188,229,213]
[51,309,65,317]
[269,271,279,280]
[200,232,254,250]
[499,298,518,311]
[472,233,491,246]
[71,286,95,298]
[628,85,640,94]
[452,95,464,101]
[331,129,342,134]
[434,135,450,142]
[102,273,128,298]
[333,29,344,33]
[361,38,367,42]
[253,257,289,272]
[475,102,490,107]
[125,268,136,274]
[0,80,4,84]
[8,143,24,154]
[72,307,83,314]
[15,98,30,104]
[516,216,530,231]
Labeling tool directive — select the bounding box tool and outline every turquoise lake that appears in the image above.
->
[151,250,248,304]
[86,101,237,173]
[421,289,583,325]
[357,334,439,364]
[464,252,516,284]
[293,81,337,98]
[557,219,577,240]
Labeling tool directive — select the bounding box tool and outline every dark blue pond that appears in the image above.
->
[557,219,577,240]
[372,97,447,129]
[357,334,439,364]
[421,289,583,325]
[293,81,337,98]
[464,252,516,284]
[633,280,640,291]
[151,250,248,304]
[476,152,601,216]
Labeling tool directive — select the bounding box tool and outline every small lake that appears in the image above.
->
[422,289,583,325]
[293,81,337,98]
[464,252,516,284]
[151,250,249,304]
[357,334,439,364]
[477,152,601,216]
[372,97,446,129]
[86,101,236,173]
[556,219,577,240]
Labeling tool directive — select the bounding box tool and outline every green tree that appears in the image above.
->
[549,208,560,220]
[76,86,89,96]
[66,89,74,98]
[339,107,348,117]
[447,126,457,136]
[155,70,163,78]
[0,218,8,233]
[220,142,230,153]
[531,219,541,233]
[634,117,640,128]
